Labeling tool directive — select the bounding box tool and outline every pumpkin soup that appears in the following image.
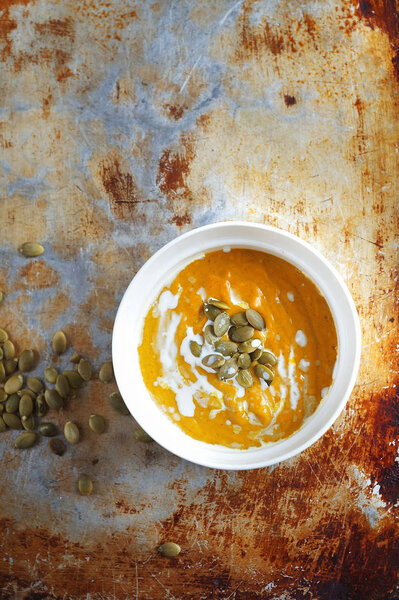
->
[138,249,337,449]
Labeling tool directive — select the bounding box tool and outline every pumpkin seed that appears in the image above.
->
[78,359,92,381]
[230,326,255,343]
[27,377,43,393]
[214,312,231,337]
[189,340,202,357]
[231,312,248,327]
[219,358,238,380]
[250,348,262,361]
[214,340,238,356]
[258,350,278,366]
[44,366,58,383]
[36,394,47,417]
[6,393,20,413]
[38,422,57,437]
[78,474,93,496]
[88,414,106,434]
[49,438,66,456]
[5,358,18,374]
[3,413,22,429]
[4,374,23,395]
[22,414,35,431]
[208,298,230,310]
[238,353,251,369]
[44,389,63,411]
[236,369,254,388]
[0,389,7,402]
[0,291,3,304]
[18,349,36,372]
[204,303,222,320]
[19,242,44,258]
[52,330,67,354]
[238,338,262,353]
[0,328,8,343]
[99,361,113,383]
[0,415,6,432]
[0,362,5,383]
[70,353,81,364]
[64,421,79,444]
[15,432,37,449]
[56,374,70,399]
[63,370,84,389]
[254,364,274,384]
[204,324,219,345]
[0,347,2,360]
[19,394,33,417]
[134,427,153,443]
[201,354,225,369]
[228,326,237,340]
[246,308,265,330]
[3,340,15,360]
[18,388,35,398]
[158,542,181,557]
[109,392,129,415]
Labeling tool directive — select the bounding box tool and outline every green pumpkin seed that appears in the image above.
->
[231,312,248,327]
[44,389,63,411]
[0,389,7,403]
[230,326,255,343]
[214,340,238,356]
[5,358,18,374]
[63,370,84,389]
[158,542,181,557]
[22,414,35,431]
[0,291,3,304]
[0,328,8,343]
[15,432,37,449]
[134,427,153,443]
[78,359,92,381]
[254,364,274,384]
[204,324,219,345]
[236,369,254,388]
[18,349,36,372]
[0,347,3,360]
[19,394,33,417]
[238,353,251,369]
[78,474,93,496]
[38,422,57,437]
[64,421,79,444]
[258,350,278,366]
[36,394,47,417]
[238,338,262,353]
[250,348,262,361]
[0,403,3,414]
[0,362,5,383]
[19,242,44,258]
[109,392,129,415]
[6,393,20,413]
[18,388,35,398]
[49,438,66,456]
[219,358,238,380]
[201,354,225,369]
[189,340,202,357]
[0,415,6,432]
[44,366,58,383]
[228,326,237,340]
[70,353,81,364]
[204,303,222,320]
[3,340,15,360]
[99,361,113,383]
[208,298,230,310]
[56,374,70,399]
[246,308,265,330]
[4,374,23,395]
[214,312,231,337]
[88,414,106,434]
[27,377,43,393]
[3,413,22,429]
[52,330,67,354]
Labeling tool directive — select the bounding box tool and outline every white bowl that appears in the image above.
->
[112,222,361,470]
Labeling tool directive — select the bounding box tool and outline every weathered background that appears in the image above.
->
[0,0,398,598]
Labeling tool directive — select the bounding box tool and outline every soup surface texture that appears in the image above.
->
[138,249,337,449]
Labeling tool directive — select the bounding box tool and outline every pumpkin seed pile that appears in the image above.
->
[192,298,278,389]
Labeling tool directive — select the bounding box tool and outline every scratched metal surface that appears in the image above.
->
[0,0,398,598]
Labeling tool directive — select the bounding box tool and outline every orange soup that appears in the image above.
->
[138,249,337,449]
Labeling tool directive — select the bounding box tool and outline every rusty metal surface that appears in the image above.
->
[0,0,398,598]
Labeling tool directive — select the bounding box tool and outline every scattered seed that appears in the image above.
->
[238,338,262,353]
[64,421,79,444]
[52,330,67,355]
[0,415,6,432]
[22,415,35,431]
[19,242,44,258]
[5,358,18,374]
[214,312,231,337]
[0,328,8,343]
[230,326,255,343]
[44,366,58,383]
[78,474,93,496]
[18,349,36,372]
[0,389,7,402]
[89,414,106,434]
[228,326,237,341]
[38,422,58,437]
[258,350,278,366]
[201,354,225,369]
[204,303,222,320]
[254,364,274,384]
[3,413,22,429]
[78,359,92,381]
[0,291,3,304]
[4,374,23,395]
[56,374,70,399]
[15,432,37,449]
[238,353,251,369]
[19,394,33,418]
[250,348,262,361]
[189,341,202,357]
[158,542,181,557]
[134,427,153,443]
[3,340,15,360]
[63,370,84,389]
[6,393,20,413]
[219,358,238,380]
[36,394,47,417]
[204,324,219,345]
[27,377,43,393]
[99,361,113,383]
[18,388,35,398]
[0,347,2,360]
[49,438,66,456]
[214,340,238,356]
[208,298,230,310]
[246,308,265,330]
[0,363,5,383]
[231,312,249,327]
[236,369,254,388]
[44,389,63,411]
[109,392,129,415]
[70,353,81,364]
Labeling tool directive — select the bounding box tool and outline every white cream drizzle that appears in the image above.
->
[287,292,295,302]
[295,329,308,347]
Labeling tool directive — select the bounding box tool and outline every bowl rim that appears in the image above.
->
[112,221,361,469]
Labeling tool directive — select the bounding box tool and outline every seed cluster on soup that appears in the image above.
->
[138,249,337,449]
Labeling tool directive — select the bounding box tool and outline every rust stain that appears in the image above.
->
[169,212,191,226]
[34,17,74,37]
[284,93,297,106]
[99,154,147,220]
[157,135,195,203]
[15,260,59,290]
[163,103,186,120]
